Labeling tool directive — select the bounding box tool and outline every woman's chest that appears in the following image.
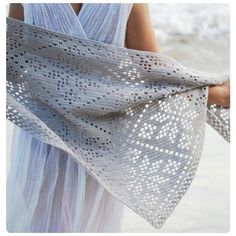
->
[24,3,132,45]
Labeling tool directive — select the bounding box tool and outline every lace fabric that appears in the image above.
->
[6,15,229,229]
[6,3,132,233]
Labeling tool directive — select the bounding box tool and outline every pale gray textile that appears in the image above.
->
[6,16,230,229]
[7,3,131,233]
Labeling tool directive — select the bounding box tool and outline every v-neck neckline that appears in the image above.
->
[68,3,86,18]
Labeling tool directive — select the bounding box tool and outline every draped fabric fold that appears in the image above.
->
[7,3,132,233]
[6,11,229,230]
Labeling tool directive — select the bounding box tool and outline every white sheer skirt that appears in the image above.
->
[7,125,124,232]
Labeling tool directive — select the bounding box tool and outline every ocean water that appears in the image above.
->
[149,4,230,72]
[121,4,230,233]
[6,3,230,233]
[150,4,229,43]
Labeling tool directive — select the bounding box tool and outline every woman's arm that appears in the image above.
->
[8,3,24,20]
[125,4,230,107]
[125,4,159,52]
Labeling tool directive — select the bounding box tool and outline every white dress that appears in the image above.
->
[7,3,133,232]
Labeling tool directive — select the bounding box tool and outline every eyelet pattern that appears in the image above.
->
[6,17,230,229]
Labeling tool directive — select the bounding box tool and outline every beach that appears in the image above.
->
[121,4,230,232]
[6,3,230,233]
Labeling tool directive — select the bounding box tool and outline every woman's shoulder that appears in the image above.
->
[8,3,24,21]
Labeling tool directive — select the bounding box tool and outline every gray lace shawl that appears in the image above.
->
[6,17,230,229]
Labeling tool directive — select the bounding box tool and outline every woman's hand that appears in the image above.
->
[208,80,230,107]
[126,4,230,109]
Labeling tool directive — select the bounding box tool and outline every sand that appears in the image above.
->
[121,126,230,232]
[6,3,230,233]
[120,4,230,232]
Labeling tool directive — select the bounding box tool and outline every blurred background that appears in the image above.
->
[121,3,230,233]
[6,3,230,233]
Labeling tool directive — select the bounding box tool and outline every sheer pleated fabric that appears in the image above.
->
[6,3,229,232]
[7,3,132,232]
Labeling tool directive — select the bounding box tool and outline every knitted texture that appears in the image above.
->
[6,17,230,229]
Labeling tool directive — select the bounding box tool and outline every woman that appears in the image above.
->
[7,3,230,233]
